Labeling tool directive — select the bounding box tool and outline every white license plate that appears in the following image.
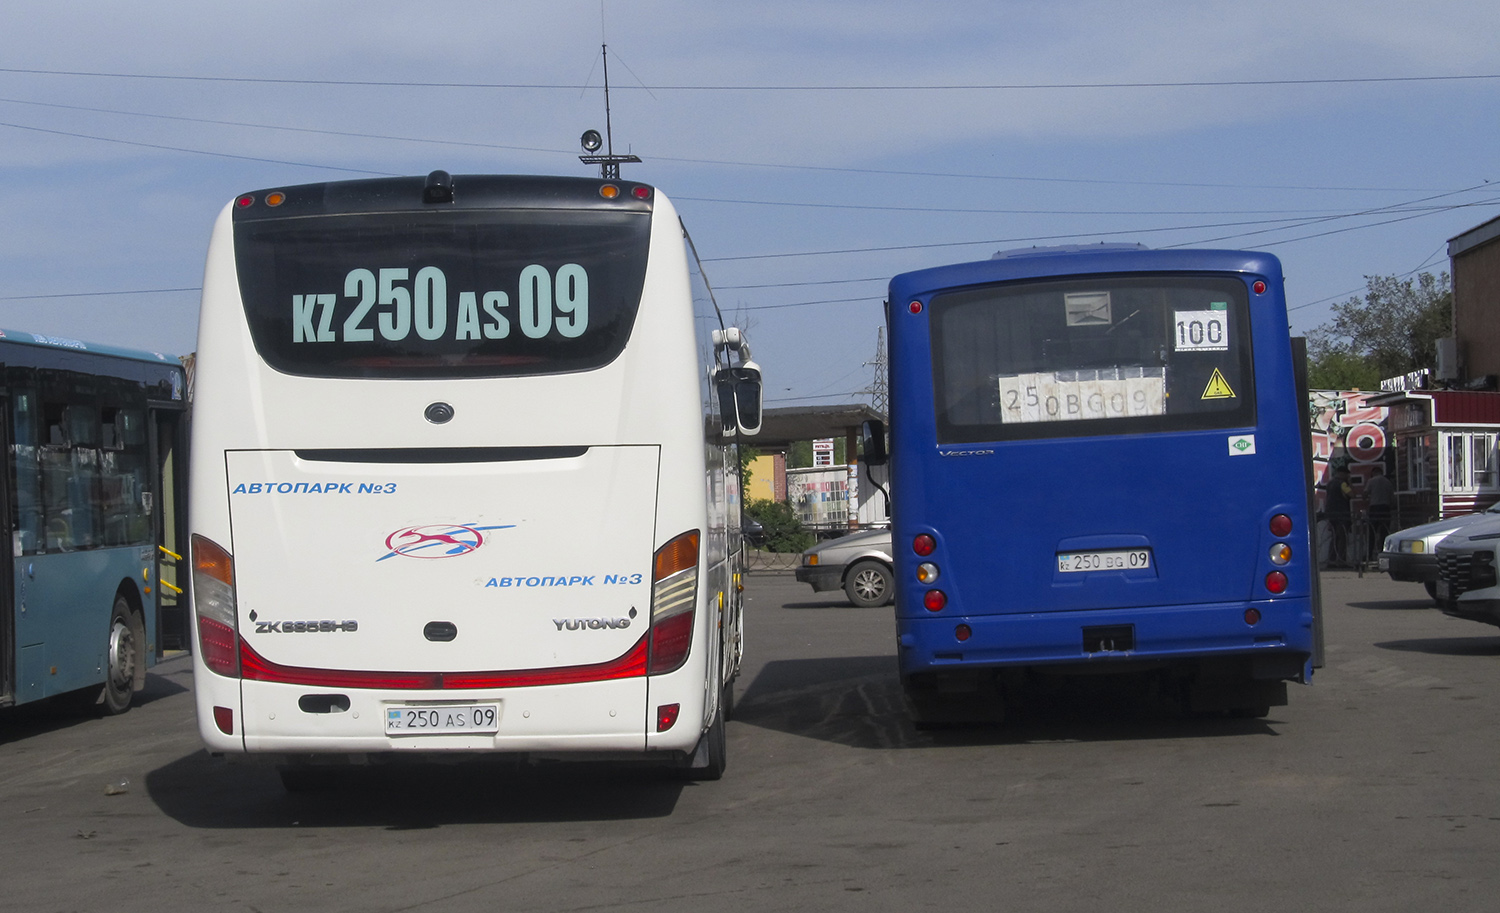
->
[1057,549,1151,573]
[385,704,500,736]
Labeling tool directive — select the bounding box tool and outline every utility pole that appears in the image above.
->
[865,326,889,418]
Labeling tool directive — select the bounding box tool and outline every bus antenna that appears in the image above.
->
[579,43,641,180]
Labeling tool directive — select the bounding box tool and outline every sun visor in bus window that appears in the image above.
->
[929,274,1256,444]
[232,209,652,379]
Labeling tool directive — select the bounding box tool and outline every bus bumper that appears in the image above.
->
[897,597,1315,682]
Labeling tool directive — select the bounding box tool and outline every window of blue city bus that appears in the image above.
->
[930,274,1255,443]
[233,209,652,379]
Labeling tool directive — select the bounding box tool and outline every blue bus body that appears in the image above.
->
[884,247,1316,720]
[0,329,188,713]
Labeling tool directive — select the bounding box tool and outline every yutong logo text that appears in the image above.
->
[555,608,638,631]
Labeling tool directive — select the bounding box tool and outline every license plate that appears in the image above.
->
[385,704,500,736]
[1057,549,1151,573]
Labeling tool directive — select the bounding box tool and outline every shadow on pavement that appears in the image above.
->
[0,667,190,746]
[145,752,686,829]
[733,655,1277,751]
[1374,636,1500,657]
[1346,599,1437,612]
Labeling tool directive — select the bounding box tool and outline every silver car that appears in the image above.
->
[1380,503,1500,599]
[795,528,894,607]
[1433,514,1500,628]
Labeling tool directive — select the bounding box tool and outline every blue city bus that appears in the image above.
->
[0,329,188,714]
[864,246,1318,723]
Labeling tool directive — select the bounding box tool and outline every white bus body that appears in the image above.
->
[189,174,753,780]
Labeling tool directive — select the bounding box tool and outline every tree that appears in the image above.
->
[737,445,760,495]
[743,499,814,553]
[1306,272,1452,389]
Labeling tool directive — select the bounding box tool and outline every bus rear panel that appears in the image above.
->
[190,175,742,772]
[886,247,1315,721]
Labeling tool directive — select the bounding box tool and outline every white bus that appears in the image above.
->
[189,172,761,787]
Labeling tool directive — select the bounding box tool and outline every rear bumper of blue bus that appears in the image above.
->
[897,596,1315,682]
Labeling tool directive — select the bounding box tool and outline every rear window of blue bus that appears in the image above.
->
[929,274,1256,443]
[233,209,651,379]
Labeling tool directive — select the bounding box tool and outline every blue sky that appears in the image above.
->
[2,1,1498,406]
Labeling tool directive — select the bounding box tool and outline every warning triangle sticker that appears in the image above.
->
[1201,368,1236,400]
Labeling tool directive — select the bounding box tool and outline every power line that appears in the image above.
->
[0,96,573,157]
[0,120,396,175]
[3,65,1497,91]
[0,97,1446,194]
[0,287,199,301]
[704,188,1500,263]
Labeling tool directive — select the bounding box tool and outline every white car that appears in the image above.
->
[795,529,894,607]
[1380,503,1500,599]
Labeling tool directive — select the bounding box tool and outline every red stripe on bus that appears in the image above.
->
[238,632,649,690]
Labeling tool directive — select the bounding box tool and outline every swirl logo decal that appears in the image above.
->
[377,523,514,561]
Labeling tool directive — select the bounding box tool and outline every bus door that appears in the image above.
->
[149,407,187,654]
[0,389,12,707]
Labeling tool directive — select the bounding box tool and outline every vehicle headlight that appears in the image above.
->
[1400,540,1425,554]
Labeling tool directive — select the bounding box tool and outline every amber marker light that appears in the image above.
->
[265,191,286,206]
[600,184,620,199]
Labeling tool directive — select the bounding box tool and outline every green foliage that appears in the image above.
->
[744,498,814,553]
[736,445,760,495]
[1306,272,1452,388]
[1306,347,1382,391]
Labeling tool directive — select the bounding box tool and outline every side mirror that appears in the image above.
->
[860,419,888,466]
[714,363,763,437]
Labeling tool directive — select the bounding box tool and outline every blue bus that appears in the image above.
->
[1,329,188,714]
[863,246,1318,723]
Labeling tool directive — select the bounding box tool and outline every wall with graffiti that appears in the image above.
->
[1310,389,1391,514]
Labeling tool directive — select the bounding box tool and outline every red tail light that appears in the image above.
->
[1265,571,1288,594]
[192,535,240,677]
[657,703,680,732]
[649,531,700,675]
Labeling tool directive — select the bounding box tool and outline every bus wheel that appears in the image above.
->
[678,699,727,781]
[844,561,894,608]
[99,598,140,716]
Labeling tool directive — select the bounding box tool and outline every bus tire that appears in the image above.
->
[678,699,727,781]
[721,675,737,722]
[97,598,141,716]
[844,560,894,608]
